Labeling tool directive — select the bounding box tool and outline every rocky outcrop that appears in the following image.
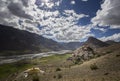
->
[73,46,95,60]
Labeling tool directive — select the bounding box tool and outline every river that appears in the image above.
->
[0,50,72,64]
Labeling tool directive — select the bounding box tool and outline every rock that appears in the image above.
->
[73,46,95,60]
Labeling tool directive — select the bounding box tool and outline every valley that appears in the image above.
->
[0,50,71,64]
[0,0,120,81]
[0,44,120,81]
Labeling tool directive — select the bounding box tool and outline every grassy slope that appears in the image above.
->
[0,60,33,81]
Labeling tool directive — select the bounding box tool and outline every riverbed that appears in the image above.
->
[0,50,72,64]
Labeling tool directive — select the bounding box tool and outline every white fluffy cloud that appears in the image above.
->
[91,0,120,29]
[100,33,120,42]
[39,10,91,42]
[0,0,41,33]
[0,0,93,42]
[44,24,94,42]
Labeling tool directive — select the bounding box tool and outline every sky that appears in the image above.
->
[0,0,120,42]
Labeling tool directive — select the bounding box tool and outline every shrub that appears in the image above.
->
[74,56,81,64]
[90,63,98,70]
[32,76,39,81]
[53,75,56,78]
[116,54,120,57]
[53,74,62,79]
[56,67,61,71]
[104,72,109,75]
[57,74,62,79]
[106,51,112,54]
[94,54,101,58]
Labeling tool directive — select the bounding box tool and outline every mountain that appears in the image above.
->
[105,40,119,45]
[83,37,109,49]
[72,37,110,60]
[60,42,84,50]
[0,24,64,55]
[60,37,108,51]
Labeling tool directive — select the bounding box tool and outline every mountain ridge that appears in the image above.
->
[0,24,64,55]
[83,36,109,49]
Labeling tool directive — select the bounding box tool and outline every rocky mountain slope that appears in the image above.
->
[83,37,109,49]
[105,40,119,45]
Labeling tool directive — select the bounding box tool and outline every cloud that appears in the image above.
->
[0,0,40,31]
[43,24,94,42]
[38,10,91,42]
[71,1,75,5]
[91,0,120,29]
[81,0,88,2]
[99,33,120,42]
[7,2,32,19]
[21,0,29,7]
[36,0,62,9]
[0,0,93,42]
[93,27,107,32]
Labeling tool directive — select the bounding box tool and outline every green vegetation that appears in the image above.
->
[106,51,113,54]
[32,75,39,81]
[0,53,71,81]
[90,63,99,70]
[32,78,39,81]
[34,54,71,64]
[0,60,33,80]
[94,54,101,58]
[116,54,120,57]
[53,74,62,79]
[40,54,71,61]
[57,74,62,79]
[56,67,61,71]
[73,56,82,64]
